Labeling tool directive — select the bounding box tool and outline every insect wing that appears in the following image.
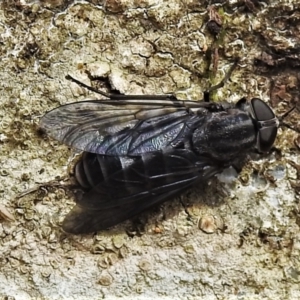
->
[77,149,219,209]
[40,99,209,155]
[63,188,183,234]
[63,149,222,234]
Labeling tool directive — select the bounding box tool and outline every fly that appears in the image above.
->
[39,62,280,234]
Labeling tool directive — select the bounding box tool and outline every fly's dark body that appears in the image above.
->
[40,80,279,234]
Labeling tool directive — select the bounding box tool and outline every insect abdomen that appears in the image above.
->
[74,149,213,200]
[74,152,128,189]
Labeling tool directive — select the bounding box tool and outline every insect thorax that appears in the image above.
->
[192,109,257,162]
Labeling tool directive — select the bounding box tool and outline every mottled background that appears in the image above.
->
[0,0,300,299]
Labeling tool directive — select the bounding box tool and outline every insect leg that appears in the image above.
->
[204,58,240,102]
[66,74,111,98]
[65,75,177,101]
[278,106,300,133]
[66,58,239,103]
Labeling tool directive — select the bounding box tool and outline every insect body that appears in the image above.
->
[40,81,278,234]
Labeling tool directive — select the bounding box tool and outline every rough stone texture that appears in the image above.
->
[0,0,299,299]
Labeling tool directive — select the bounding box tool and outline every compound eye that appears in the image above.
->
[250,98,275,121]
[250,98,279,153]
[257,126,278,153]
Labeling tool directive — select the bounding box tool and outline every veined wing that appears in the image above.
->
[76,149,220,209]
[40,99,211,155]
[63,149,223,234]
[63,188,184,234]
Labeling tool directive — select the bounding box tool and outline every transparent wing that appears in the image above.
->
[62,149,223,234]
[40,99,213,155]
[62,189,183,234]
